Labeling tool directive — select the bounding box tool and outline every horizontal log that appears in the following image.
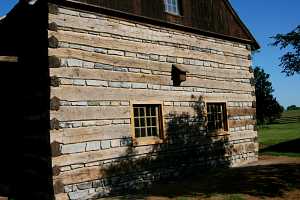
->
[0,56,18,62]
[54,193,69,200]
[228,130,257,141]
[50,105,197,122]
[49,13,250,57]
[49,48,171,72]
[51,86,256,102]
[227,108,256,116]
[54,165,104,185]
[50,67,253,92]
[51,67,172,85]
[228,120,256,128]
[52,146,128,167]
[49,30,249,67]
[51,124,131,144]
[50,106,130,121]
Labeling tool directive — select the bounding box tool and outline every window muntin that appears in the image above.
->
[133,104,163,138]
[207,103,228,132]
[164,0,180,15]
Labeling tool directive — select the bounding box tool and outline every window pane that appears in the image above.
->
[172,5,176,12]
[134,118,140,127]
[146,106,151,116]
[147,118,151,126]
[135,128,141,137]
[134,107,139,117]
[152,127,158,136]
[141,128,146,137]
[151,106,156,116]
[140,117,145,127]
[140,107,145,117]
[151,117,156,126]
[147,128,152,136]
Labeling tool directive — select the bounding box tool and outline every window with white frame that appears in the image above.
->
[164,0,180,15]
[133,104,163,138]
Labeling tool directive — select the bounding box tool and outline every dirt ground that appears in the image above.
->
[101,156,300,200]
[247,155,300,166]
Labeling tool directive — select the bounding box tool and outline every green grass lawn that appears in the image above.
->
[258,110,300,157]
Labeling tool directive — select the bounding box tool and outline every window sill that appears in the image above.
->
[133,136,164,146]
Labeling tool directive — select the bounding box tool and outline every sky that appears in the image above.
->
[0,0,18,16]
[0,0,299,108]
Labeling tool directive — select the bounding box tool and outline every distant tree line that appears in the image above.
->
[287,105,300,111]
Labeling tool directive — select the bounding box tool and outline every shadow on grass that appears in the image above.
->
[260,138,300,155]
[113,163,300,199]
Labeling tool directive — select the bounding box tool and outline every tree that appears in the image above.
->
[272,25,300,76]
[287,105,300,111]
[254,67,284,124]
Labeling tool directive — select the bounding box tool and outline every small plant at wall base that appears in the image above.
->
[254,67,284,125]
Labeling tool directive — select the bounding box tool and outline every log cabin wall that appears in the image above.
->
[49,4,258,200]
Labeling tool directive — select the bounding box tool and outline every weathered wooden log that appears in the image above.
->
[53,180,64,194]
[0,56,18,62]
[50,76,61,87]
[49,36,59,48]
[228,119,256,128]
[50,96,61,111]
[51,124,131,144]
[227,108,256,117]
[51,141,62,157]
[48,3,59,15]
[250,77,255,86]
[50,106,131,121]
[52,165,61,176]
[48,22,58,31]
[49,55,61,68]
[50,118,60,130]
[51,86,255,102]
[249,66,254,73]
